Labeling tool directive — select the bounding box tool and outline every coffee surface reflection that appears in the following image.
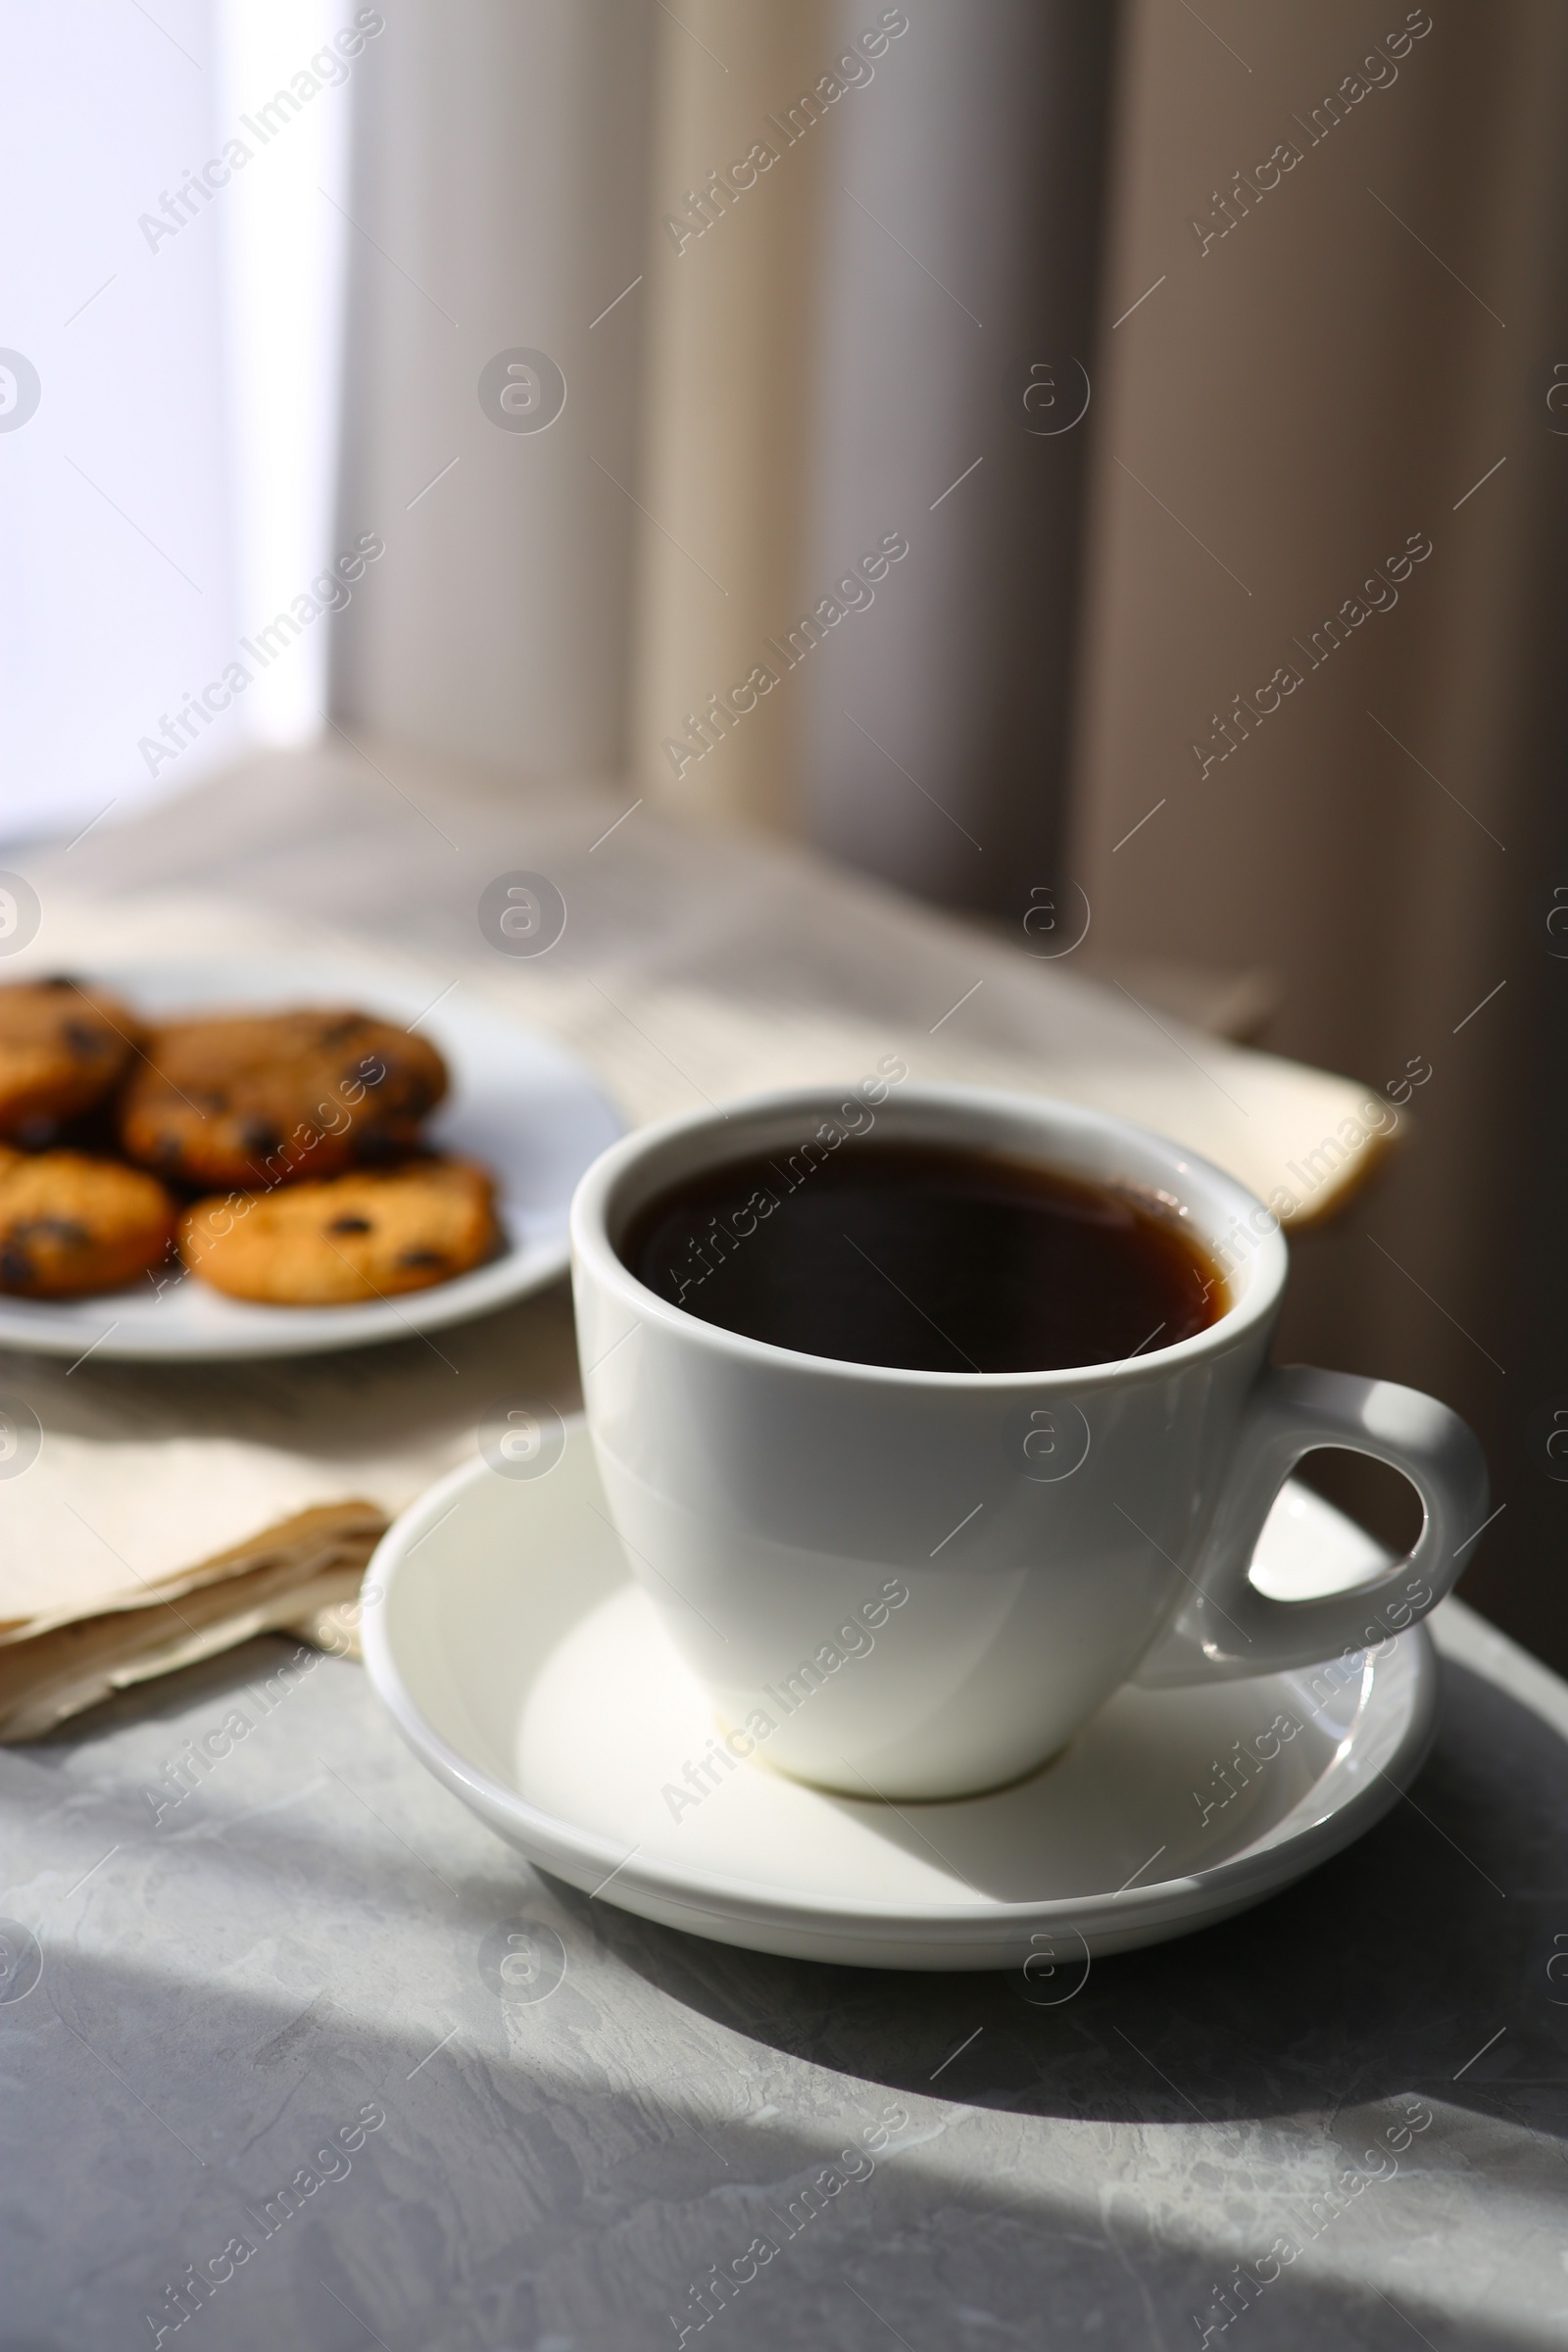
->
[620,1140,1225,1374]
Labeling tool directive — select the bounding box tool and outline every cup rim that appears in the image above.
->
[569,1083,1288,1390]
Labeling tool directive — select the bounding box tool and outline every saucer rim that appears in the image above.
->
[363,1438,1440,1951]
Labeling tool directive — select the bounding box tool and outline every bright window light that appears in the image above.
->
[215,0,357,746]
[0,0,238,840]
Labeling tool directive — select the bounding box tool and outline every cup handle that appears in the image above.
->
[1131,1365,1489,1687]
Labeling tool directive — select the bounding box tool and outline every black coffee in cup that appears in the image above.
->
[619,1139,1225,1373]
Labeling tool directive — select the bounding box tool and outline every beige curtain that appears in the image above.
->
[1068,0,1568,1649]
[332,0,655,777]
[630,0,833,832]
[629,0,1114,896]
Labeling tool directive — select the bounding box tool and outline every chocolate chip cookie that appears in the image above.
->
[0,978,142,1143]
[179,1158,500,1303]
[0,1145,177,1297]
[120,1008,449,1188]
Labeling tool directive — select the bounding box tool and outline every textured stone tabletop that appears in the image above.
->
[1,1581,1564,2351]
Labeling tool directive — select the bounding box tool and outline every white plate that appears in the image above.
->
[364,1418,1439,1971]
[0,956,622,1359]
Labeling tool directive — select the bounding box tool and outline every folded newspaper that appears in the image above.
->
[0,1280,583,1739]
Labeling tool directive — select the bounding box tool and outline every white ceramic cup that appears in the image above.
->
[569,1084,1487,1800]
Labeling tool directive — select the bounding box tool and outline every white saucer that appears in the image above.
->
[0,956,622,1359]
[364,1420,1438,1971]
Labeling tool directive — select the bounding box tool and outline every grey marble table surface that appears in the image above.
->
[2,1585,1566,2352]
[4,756,1563,2349]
